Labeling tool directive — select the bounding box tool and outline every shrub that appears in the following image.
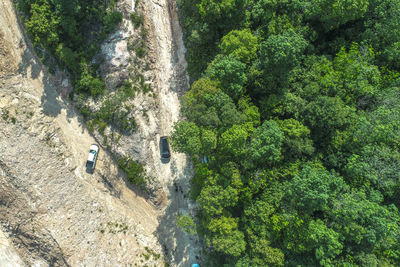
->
[75,69,105,97]
[103,11,123,34]
[176,214,196,234]
[130,12,144,28]
[117,156,147,188]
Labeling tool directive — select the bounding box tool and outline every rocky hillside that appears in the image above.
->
[0,0,200,265]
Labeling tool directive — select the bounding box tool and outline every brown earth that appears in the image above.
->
[0,0,163,265]
[0,0,202,265]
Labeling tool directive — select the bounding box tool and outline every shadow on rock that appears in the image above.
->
[40,74,62,117]
[155,158,201,266]
[14,10,63,117]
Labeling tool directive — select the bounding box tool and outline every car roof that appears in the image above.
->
[88,153,95,161]
[90,144,99,151]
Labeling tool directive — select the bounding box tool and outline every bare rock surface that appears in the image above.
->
[0,0,164,265]
[97,0,202,265]
[0,0,201,264]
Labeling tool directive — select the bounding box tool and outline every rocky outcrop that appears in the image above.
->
[0,0,164,265]
[0,0,202,264]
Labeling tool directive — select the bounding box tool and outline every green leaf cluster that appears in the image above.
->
[176,0,400,265]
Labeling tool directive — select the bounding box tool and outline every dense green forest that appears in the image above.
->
[173,0,400,266]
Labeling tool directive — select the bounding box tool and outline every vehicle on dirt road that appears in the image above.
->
[86,144,99,173]
[160,136,171,159]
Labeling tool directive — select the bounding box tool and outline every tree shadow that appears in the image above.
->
[155,156,202,266]
[153,2,204,265]
[14,8,62,118]
[167,0,190,98]
[40,74,63,117]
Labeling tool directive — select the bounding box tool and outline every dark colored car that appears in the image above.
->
[160,136,171,159]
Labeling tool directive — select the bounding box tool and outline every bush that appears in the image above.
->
[103,11,123,34]
[176,214,196,234]
[55,43,80,74]
[75,69,105,97]
[130,12,144,28]
[117,156,147,188]
[119,80,134,98]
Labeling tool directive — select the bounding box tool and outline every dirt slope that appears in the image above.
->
[0,0,164,265]
[98,0,202,265]
[141,0,203,264]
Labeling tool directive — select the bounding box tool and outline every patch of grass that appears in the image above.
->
[140,27,148,39]
[2,110,9,121]
[130,12,144,28]
[103,134,108,145]
[142,109,149,121]
[105,221,129,234]
[87,120,95,132]
[119,80,134,98]
[80,106,91,120]
[135,44,146,58]
[92,93,136,134]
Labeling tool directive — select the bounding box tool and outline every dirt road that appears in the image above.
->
[0,0,163,265]
[0,0,200,265]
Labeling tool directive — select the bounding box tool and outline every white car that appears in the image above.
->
[86,144,99,173]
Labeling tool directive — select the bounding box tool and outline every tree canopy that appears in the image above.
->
[175,0,400,265]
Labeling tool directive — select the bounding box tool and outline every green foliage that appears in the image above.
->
[205,54,247,99]
[363,0,400,69]
[174,0,400,264]
[19,0,123,97]
[176,214,197,234]
[306,0,369,31]
[75,67,105,97]
[276,119,314,161]
[24,1,59,48]
[117,156,147,189]
[209,229,246,257]
[85,89,136,134]
[303,96,355,146]
[55,43,80,74]
[248,120,284,166]
[287,164,347,214]
[198,185,238,216]
[327,44,381,106]
[219,125,248,157]
[200,128,217,154]
[103,10,123,34]
[130,12,144,28]
[259,31,308,89]
[345,145,400,202]
[308,219,343,266]
[170,121,202,155]
[329,190,400,262]
[219,29,258,64]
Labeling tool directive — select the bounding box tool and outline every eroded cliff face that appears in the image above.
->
[0,0,163,265]
[0,0,201,265]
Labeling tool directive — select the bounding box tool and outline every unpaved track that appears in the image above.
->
[140,0,202,265]
[0,0,163,265]
[109,0,201,264]
[0,0,200,265]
